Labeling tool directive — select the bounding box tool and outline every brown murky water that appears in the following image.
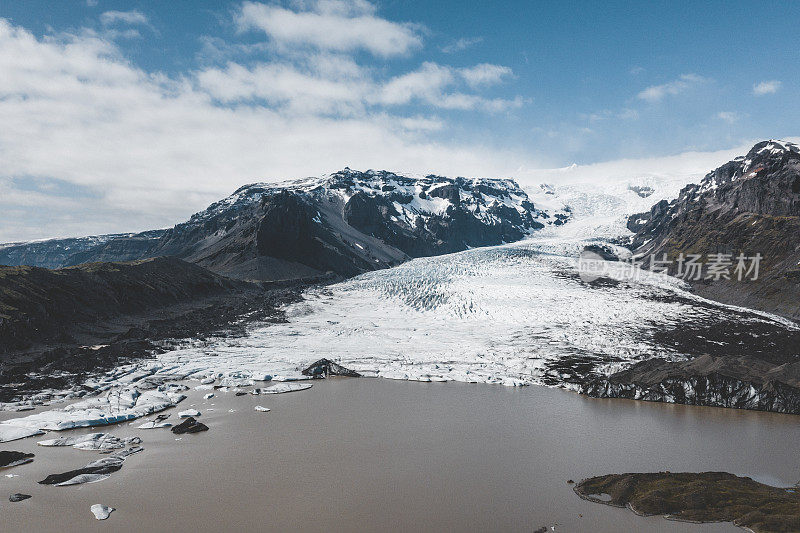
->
[2,378,799,532]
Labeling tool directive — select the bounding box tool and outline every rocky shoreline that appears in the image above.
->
[0,259,315,403]
[580,354,800,415]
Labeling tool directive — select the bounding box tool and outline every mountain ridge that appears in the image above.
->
[627,139,800,320]
[2,169,555,282]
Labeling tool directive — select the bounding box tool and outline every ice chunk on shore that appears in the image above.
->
[91,504,115,520]
[0,388,185,435]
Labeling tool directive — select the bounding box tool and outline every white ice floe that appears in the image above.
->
[178,409,200,418]
[252,383,313,394]
[59,473,110,486]
[203,393,214,400]
[137,421,171,429]
[0,426,45,443]
[0,388,184,439]
[37,433,141,451]
[90,504,115,520]
[253,406,270,412]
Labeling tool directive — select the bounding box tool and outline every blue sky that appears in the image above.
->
[0,0,797,240]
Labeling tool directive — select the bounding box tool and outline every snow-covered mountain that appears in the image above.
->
[628,140,800,319]
[1,169,556,281]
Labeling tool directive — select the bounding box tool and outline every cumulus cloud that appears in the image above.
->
[0,17,527,241]
[752,80,781,95]
[637,73,707,102]
[459,63,513,88]
[235,0,422,57]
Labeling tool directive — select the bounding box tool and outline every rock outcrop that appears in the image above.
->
[628,140,800,320]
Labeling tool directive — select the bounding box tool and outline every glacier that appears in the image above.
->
[1,173,798,433]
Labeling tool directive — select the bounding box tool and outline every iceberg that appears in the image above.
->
[90,504,115,520]
[0,388,185,439]
[252,383,313,395]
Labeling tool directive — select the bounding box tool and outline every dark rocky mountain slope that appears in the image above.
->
[0,257,302,400]
[3,169,550,283]
[0,230,165,270]
[0,257,247,355]
[585,141,800,413]
[629,140,800,320]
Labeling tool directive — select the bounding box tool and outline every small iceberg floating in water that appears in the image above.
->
[39,447,143,486]
[254,405,270,412]
[178,409,201,418]
[37,433,141,451]
[0,426,45,443]
[251,383,313,395]
[91,504,115,520]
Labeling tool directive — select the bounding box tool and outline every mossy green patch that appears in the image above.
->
[575,472,800,532]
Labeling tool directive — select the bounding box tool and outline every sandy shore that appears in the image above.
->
[2,378,798,532]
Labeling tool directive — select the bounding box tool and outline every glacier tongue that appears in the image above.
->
[1,172,798,428]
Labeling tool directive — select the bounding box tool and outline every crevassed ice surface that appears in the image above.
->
[141,234,797,388]
[133,176,798,388]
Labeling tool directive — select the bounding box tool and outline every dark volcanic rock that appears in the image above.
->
[302,359,361,378]
[0,450,35,468]
[582,354,800,414]
[628,140,800,319]
[9,493,32,502]
[171,417,209,434]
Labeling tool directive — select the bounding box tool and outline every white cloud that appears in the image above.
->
[637,73,707,102]
[0,18,528,241]
[752,80,781,96]
[441,37,482,54]
[459,63,512,88]
[100,10,149,26]
[235,1,422,57]
[375,62,522,111]
[716,111,738,124]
